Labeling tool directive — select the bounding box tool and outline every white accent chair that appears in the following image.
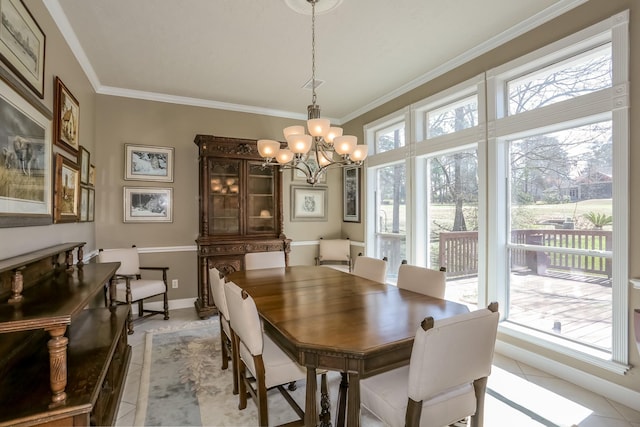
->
[360,302,500,427]
[315,238,352,272]
[209,266,238,394]
[224,280,306,426]
[244,251,286,270]
[98,247,169,334]
[397,264,447,299]
[352,255,388,283]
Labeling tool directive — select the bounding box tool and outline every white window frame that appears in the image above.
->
[486,11,630,374]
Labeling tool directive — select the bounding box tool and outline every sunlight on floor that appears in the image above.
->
[486,366,590,427]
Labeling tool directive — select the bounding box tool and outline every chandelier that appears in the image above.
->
[257,0,367,185]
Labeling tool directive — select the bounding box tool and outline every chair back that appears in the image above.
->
[209,267,229,321]
[244,251,286,270]
[352,256,388,283]
[224,281,263,356]
[318,239,351,263]
[407,305,499,403]
[397,264,446,299]
[98,247,140,276]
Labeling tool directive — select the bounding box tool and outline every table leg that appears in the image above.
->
[47,326,69,404]
[347,372,361,427]
[319,372,332,427]
[336,372,348,427]
[305,367,318,427]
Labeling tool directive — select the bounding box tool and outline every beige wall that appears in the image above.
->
[94,95,344,301]
[0,0,96,260]
[342,0,640,395]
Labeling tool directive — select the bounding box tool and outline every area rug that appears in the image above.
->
[134,318,467,426]
[135,318,386,426]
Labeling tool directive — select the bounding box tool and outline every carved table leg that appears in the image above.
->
[346,372,361,427]
[47,326,69,404]
[65,249,74,272]
[320,372,332,427]
[76,245,84,267]
[8,268,24,303]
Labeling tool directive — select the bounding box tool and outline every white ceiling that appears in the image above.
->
[48,0,585,124]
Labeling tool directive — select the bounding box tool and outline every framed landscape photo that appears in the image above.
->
[0,0,46,98]
[79,185,89,221]
[87,187,94,222]
[123,186,173,223]
[0,76,52,228]
[343,165,360,222]
[291,185,327,221]
[53,77,79,155]
[79,145,90,184]
[124,143,174,182]
[53,153,79,223]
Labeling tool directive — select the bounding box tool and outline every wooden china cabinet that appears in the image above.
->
[194,135,290,319]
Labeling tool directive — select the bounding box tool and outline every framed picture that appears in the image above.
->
[79,185,89,221]
[124,143,174,182]
[123,186,173,223]
[292,154,326,183]
[291,185,327,221]
[53,77,79,155]
[79,146,90,184]
[0,0,45,98]
[0,76,52,228]
[343,165,361,222]
[87,187,94,222]
[53,153,79,223]
[88,164,95,186]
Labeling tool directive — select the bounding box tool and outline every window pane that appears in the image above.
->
[507,120,613,350]
[427,149,479,309]
[508,44,612,115]
[374,122,405,154]
[374,163,406,280]
[426,95,478,138]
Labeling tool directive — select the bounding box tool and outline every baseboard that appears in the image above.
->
[496,341,640,412]
[131,298,196,315]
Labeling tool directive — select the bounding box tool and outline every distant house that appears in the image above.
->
[561,171,613,201]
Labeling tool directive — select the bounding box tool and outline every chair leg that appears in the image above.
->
[163,291,170,320]
[220,320,229,371]
[138,300,144,318]
[471,376,488,427]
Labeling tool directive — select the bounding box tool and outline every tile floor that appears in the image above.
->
[114,308,640,427]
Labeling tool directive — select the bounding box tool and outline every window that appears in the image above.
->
[365,12,629,372]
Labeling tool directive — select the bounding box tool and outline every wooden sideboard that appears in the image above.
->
[194,135,291,319]
[0,243,130,426]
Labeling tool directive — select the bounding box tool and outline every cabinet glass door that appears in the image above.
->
[209,160,240,234]
[247,162,275,234]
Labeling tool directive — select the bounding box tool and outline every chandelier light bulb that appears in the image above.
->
[325,127,343,144]
[257,139,281,158]
[333,135,357,155]
[350,144,369,162]
[307,118,330,137]
[276,149,295,164]
[283,125,305,140]
[287,134,312,154]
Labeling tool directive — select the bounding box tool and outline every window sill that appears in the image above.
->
[498,321,630,375]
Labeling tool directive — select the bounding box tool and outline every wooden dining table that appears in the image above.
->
[226,265,470,427]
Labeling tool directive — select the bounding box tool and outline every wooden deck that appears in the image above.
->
[443,269,612,350]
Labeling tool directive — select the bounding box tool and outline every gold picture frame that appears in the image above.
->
[53,76,79,156]
[53,153,79,223]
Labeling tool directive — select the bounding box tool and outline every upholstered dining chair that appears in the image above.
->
[397,263,447,299]
[352,255,388,283]
[209,266,238,394]
[244,251,286,270]
[360,302,500,427]
[315,237,352,272]
[98,246,169,334]
[224,280,307,426]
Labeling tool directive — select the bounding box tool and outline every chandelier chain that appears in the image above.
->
[311,0,317,106]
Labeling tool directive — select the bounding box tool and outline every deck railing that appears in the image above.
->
[435,229,612,277]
